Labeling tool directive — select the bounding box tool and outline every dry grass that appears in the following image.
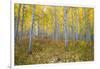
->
[15,37,94,65]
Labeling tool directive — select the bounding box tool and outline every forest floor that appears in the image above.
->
[15,37,94,65]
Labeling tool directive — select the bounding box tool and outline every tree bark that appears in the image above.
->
[28,5,35,54]
[63,7,68,48]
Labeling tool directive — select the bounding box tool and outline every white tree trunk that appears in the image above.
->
[28,5,35,54]
[63,7,68,48]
